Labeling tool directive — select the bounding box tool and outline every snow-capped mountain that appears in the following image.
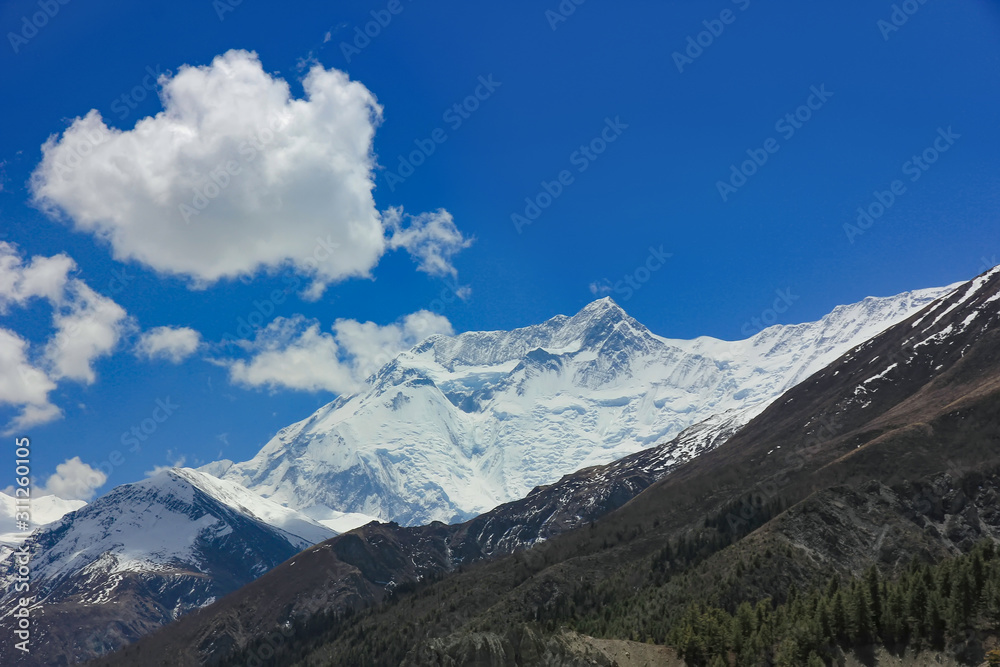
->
[0,468,335,666]
[211,285,957,527]
[0,492,84,551]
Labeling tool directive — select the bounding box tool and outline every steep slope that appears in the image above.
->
[96,268,1000,667]
[82,410,744,666]
[214,287,953,526]
[0,468,335,666]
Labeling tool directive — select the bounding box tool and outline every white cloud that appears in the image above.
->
[30,49,387,298]
[385,208,473,279]
[589,280,613,297]
[137,326,202,363]
[223,310,453,394]
[0,242,76,310]
[45,281,129,384]
[0,328,61,433]
[0,243,130,432]
[144,452,186,478]
[225,318,358,394]
[40,456,107,501]
[30,51,472,298]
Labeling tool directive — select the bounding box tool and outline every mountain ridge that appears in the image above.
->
[212,285,956,527]
[92,268,1000,667]
[0,468,336,666]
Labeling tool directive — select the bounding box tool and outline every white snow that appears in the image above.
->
[211,286,956,526]
[0,493,85,551]
[0,468,337,615]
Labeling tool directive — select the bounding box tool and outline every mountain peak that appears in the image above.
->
[574,296,630,321]
[581,295,621,311]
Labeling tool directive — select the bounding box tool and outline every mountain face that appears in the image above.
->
[95,267,1000,667]
[0,468,335,666]
[212,287,954,527]
[84,412,749,667]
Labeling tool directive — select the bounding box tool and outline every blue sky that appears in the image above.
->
[0,0,998,499]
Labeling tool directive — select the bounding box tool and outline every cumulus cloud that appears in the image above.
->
[0,243,130,432]
[0,328,60,433]
[223,311,453,394]
[0,242,76,310]
[385,208,473,279]
[45,281,129,384]
[137,326,202,363]
[39,456,107,501]
[332,310,454,380]
[30,50,471,298]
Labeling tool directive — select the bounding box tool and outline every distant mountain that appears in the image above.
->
[0,468,335,666]
[0,492,84,552]
[212,287,954,526]
[95,267,1000,666]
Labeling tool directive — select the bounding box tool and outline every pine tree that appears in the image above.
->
[849,580,875,644]
[813,598,832,642]
[806,651,826,667]
[945,576,971,643]
[731,601,755,654]
[773,637,801,667]
[906,574,929,637]
[925,591,946,649]
[829,590,848,643]
[864,566,883,635]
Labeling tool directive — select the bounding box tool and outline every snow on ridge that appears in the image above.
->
[0,467,336,607]
[215,283,959,528]
[0,493,85,551]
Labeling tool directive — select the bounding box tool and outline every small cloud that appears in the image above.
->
[136,326,202,363]
[219,310,453,395]
[385,208,473,279]
[45,281,130,384]
[589,279,613,297]
[144,452,186,477]
[37,456,106,501]
[323,31,332,43]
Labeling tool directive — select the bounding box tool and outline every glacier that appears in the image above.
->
[209,285,957,527]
